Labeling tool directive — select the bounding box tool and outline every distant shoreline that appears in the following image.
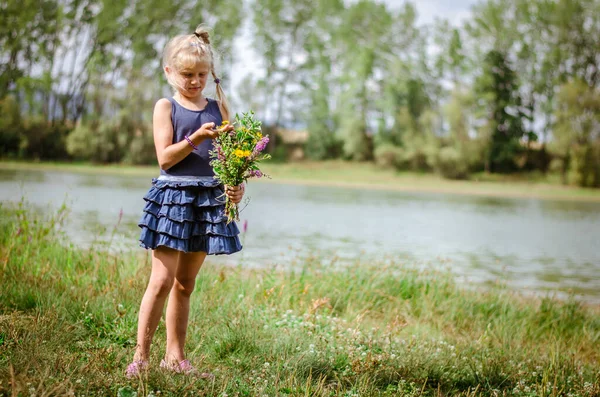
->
[2,160,600,203]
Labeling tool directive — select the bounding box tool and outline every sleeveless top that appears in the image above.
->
[160,97,223,177]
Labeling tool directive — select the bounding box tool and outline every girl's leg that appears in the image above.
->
[133,247,179,362]
[164,251,207,362]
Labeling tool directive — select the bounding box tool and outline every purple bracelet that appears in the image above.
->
[184,135,198,150]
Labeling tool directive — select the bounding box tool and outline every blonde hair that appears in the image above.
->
[162,25,230,121]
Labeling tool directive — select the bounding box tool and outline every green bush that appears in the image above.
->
[20,118,72,160]
[373,143,404,169]
[0,96,73,160]
[66,119,134,164]
[0,96,23,157]
[435,146,470,180]
[123,129,156,165]
[304,128,343,160]
[67,122,110,162]
[567,143,600,188]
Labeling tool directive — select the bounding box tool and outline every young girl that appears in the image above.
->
[127,26,244,378]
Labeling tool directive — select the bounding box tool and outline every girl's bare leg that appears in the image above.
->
[133,247,179,362]
[164,251,206,362]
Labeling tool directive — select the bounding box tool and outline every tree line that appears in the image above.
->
[1,0,599,186]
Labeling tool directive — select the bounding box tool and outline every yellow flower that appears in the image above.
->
[222,120,229,125]
[234,149,252,158]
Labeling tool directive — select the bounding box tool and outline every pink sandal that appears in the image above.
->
[160,359,214,379]
[125,360,148,378]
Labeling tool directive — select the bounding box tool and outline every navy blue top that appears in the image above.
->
[160,97,223,177]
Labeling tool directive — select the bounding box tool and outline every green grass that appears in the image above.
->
[1,203,599,396]
[2,159,600,202]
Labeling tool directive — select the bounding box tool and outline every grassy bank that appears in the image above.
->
[2,160,600,202]
[1,204,599,396]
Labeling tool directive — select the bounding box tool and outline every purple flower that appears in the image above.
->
[246,169,263,178]
[243,219,248,233]
[254,136,269,154]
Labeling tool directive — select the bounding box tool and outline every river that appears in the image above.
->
[1,168,599,302]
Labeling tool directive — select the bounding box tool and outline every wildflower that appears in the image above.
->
[247,169,263,178]
[253,136,270,155]
[234,149,251,158]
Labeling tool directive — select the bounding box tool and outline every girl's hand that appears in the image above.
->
[225,184,245,204]
[198,122,234,140]
[197,122,217,139]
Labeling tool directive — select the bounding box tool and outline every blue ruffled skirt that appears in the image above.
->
[138,176,242,255]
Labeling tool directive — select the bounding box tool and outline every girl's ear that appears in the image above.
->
[164,66,171,75]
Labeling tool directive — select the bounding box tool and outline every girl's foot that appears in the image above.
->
[160,359,214,379]
[125,360,148,378]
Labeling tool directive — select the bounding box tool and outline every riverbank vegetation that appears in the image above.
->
[2,0,600,187]
[2,160,600,203]
[1,204,599,396]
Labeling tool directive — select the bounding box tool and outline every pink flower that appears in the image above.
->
[247,169,263,178]
[253,136,269,155]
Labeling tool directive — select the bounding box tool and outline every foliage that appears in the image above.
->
[0,95,22,156]
[373,143,404,169]
[551,80,600,187]
[20,118,72,161]
[474,50,528,173]
[1,0,600,187]
[435,146,470,180]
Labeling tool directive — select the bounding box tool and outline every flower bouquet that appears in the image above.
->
[209,111,270,223]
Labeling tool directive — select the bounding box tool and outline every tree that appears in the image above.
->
[474,50,527,173]
[334,0,394,161]
[252,0,316,133]
[0,0,60,113]
[301,0,344,159]
[552,80,600,187]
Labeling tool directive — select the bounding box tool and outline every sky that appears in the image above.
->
[228,0,479,108]
[385,0,477,24]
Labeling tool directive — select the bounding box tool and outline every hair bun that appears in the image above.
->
[194,26,210,44]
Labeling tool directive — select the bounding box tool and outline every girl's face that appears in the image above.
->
[169,61,211,99]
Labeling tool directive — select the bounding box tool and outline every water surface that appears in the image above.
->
[1,168,599,301]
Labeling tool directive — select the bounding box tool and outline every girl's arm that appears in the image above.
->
[153,98,221,171]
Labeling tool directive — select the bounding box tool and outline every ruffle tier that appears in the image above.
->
[138,178,242,255]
